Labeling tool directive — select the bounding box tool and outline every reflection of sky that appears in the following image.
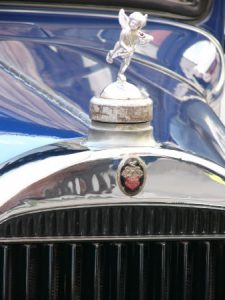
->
[0,134,60,164]
[0,40,89,133]
[82,56,113,95]
[183,40,217,74]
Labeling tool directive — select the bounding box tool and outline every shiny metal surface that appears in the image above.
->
[100,80,145,100]
[106,9,153,82]
[91,8,153,125]
[1,143,225,223]
[2,234,225,243]
[87,121,154,148]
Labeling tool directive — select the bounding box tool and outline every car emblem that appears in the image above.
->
[118,157,146,196]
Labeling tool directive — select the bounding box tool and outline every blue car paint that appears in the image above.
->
[0,4,225,168]
[200,0,225,45]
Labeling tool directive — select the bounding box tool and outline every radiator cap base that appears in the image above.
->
[90,81,152,124]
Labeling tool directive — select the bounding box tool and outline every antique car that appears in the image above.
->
[0,0,225,299]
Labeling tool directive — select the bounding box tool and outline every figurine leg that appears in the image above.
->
[118,56,132,81]
[106,42,121,63]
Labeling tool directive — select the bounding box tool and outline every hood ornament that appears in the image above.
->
[87,9,155,148]
[106,9,153,82]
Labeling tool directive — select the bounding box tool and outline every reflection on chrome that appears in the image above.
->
[1,144,225,223]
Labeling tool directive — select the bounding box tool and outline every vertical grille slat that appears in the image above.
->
[93,243,102,300]
[25,245,31,300]
[138,243,145,300]
[116,243,123,300]
[112,209,122,235]
[144,207,154,235]
[133,208,144,235]
[101,207,110,235]
[171,242,190,300]
[123,207,132,236]
[79,210,88,236]
[81,243,104,300]
[2,246,11,300]
[67,243,82,300]
[44,244,64,300]
[90,210,99,236]
[70,244,77,300]
[160,242,166,298]
[203,241,216,300]
[192,241,214,300]
[112,243,127,300]
[24,245,39,300]
[47,244,54,300]
[180,242,191,300]
[204,242,211,300]
[159,242,170,300]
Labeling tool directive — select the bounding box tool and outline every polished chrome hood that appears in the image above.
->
[0,140,225,224]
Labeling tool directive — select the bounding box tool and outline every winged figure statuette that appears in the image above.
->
[106,9,153,82]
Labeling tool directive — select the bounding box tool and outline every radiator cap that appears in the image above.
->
[90,81,152,124]
[87,8,155,148]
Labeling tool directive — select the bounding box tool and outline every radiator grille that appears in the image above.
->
[1,205,225,238]
[1,241,225,300]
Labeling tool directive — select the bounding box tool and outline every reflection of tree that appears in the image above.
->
[0,41,88,133]
[45,166,115,198]
[0,160,116,214]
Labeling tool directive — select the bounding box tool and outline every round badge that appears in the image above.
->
[118,156,146,196]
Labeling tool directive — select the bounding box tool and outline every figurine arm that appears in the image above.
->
[138,31,154,45]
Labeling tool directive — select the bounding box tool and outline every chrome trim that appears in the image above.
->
[1,234,225,243]
[1,145,225,223]
[87,121,154,148]
[133,58,206,100]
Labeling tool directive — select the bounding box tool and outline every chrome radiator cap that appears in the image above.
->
[90,81,152,124]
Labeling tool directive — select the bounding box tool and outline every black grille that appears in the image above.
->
[1,240,225,300]
[1,205,225,238]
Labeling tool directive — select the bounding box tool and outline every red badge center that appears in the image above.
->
[124,176,141,191]
[120,158,145,195]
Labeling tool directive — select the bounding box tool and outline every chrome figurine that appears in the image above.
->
[106,9,153,82]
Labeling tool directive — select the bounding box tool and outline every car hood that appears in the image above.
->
[0,6,225,167]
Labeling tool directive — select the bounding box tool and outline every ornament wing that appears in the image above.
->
[118,9,129,29]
